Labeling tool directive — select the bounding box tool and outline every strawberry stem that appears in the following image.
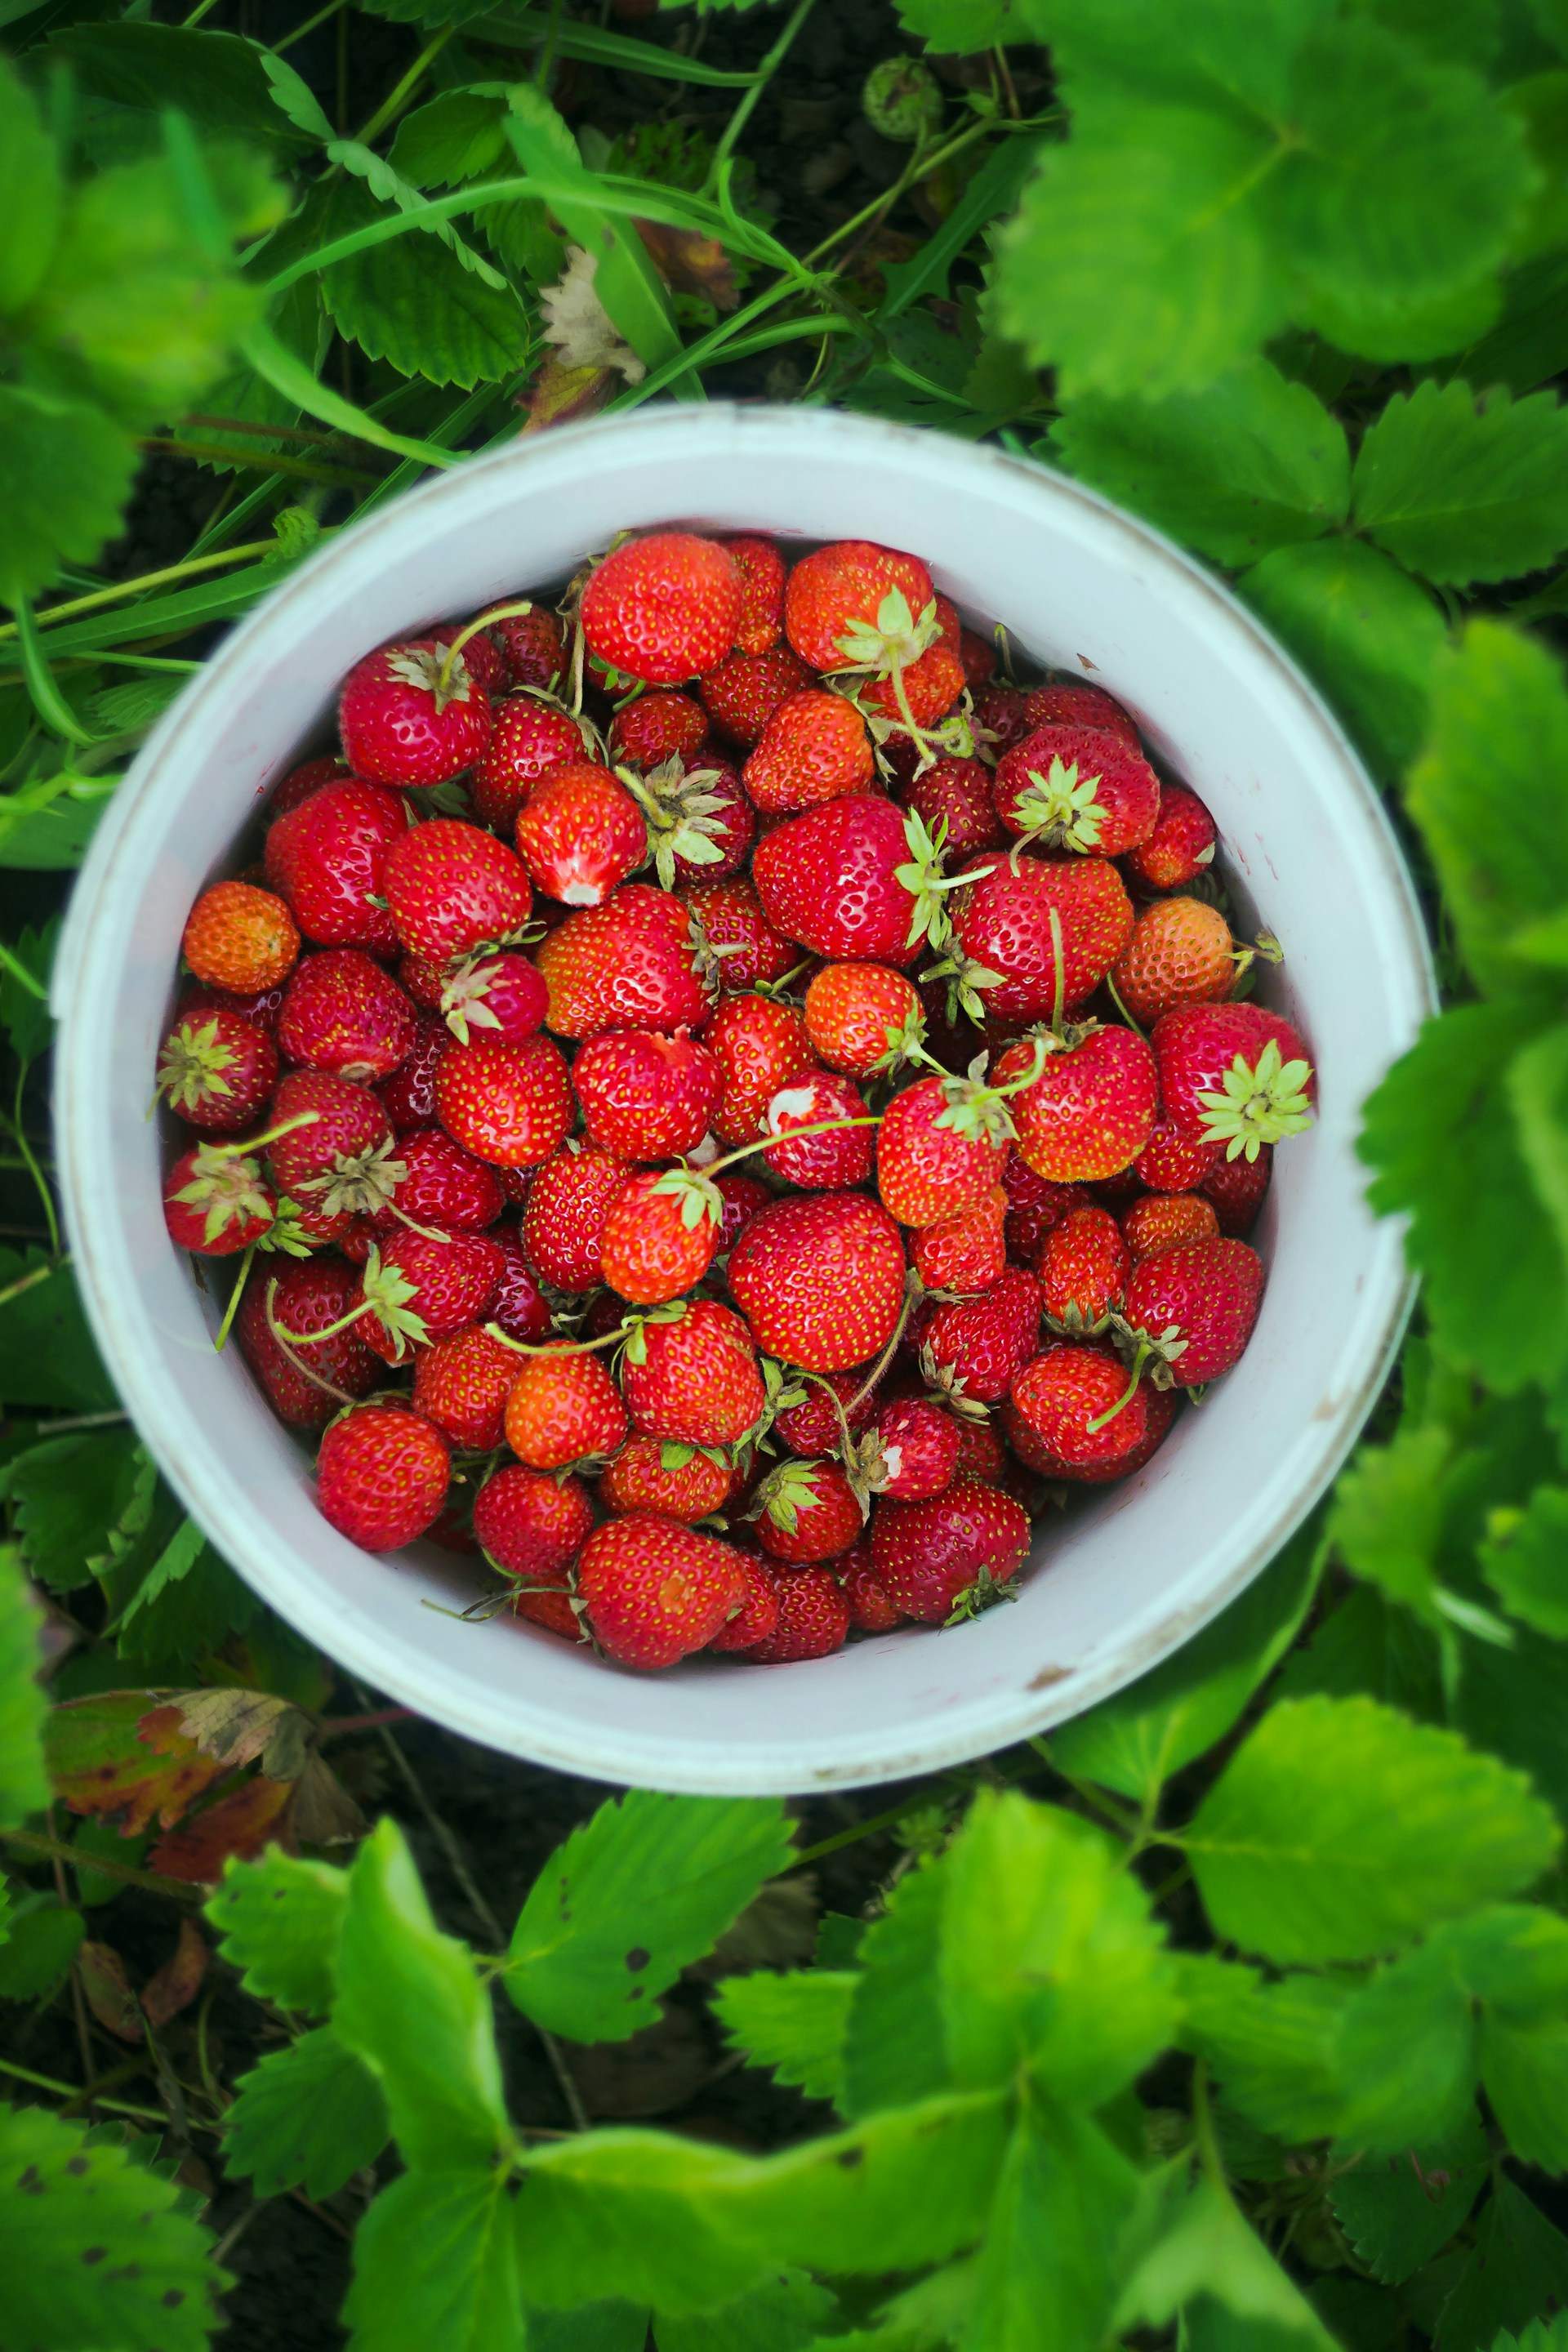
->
[212,1242,256,1353]
[846,1268,923,1418]
[263,1277,359,1405]
[483,1321,628,1357]
[1085,1343,1148,1434]
[1104,973,1146,1039]
[207,1108,320,1158]
[434,599,537,697]
[702,1112,883,1180]
[1049,906,1066,1035]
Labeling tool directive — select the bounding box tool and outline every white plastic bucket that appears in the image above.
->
[53,404,1434,1795]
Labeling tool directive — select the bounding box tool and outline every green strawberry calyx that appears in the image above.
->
[389,640,475,716]
[155,1018,239,1116]
[934,1036,1050,1147]
[829,587,940,677]
[917,1339,991,1423]
[650,1164,726,1232]
[354,1248,433,1356]
[748,1458,828,1535]
[168,1141,270,1245]
[1196,1037,1314,1160]
[945,1564,1018,1627]
[296,1136,408,1223]
[619,756,737,891]
[1009,755,1106,853]
[895,808,995,953]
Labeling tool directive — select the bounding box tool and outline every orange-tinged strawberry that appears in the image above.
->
[1112,896,1235,1027]
[706,992,815,1145]
[474,1463,593,1579]
[412,1323,520,1449]
[505,1347,627,1470]
[784,540,933,672]
[472,694,588,831]
[599,1435,733,1522]
[599,1166,720,1305]
[316,1404,450,1550]
[751,1458,864,1563]
[581,532,741,685]
[536,884,709,1039]
[435,1034,574,1168]
[1009,1340,1152,1472]
[1122,1193,1220,1258]
[184,880,300,993]
[722,533,786,653]
[746,1564,850,1661]
[804,961,924,1077]
[996,1026,1157,1183]
[1036,1204,1129,1331]
[944,853,1133,1025]
[515,760,648,906]
[340,639,492,787]
[1153,1003,1314,1159]
[869,1476,1029,1623]
[700,644,813,746]
[728,1192,907,1374]
[742,688,875,813]
[1117,1236,1263,1386]
[993,723,1160,859]
[523,1145,628,1292]
[577,1513,746,1667]
[621,1298,764,1447]
[1125,782,1218,892]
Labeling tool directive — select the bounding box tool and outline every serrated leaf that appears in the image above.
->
[1436,2182,1568,2352]
[224,2026,388,2199]
[316,175,532,390]
[41,21,320,144]
[114,1517,207,1632]
[1330,2112,1489,2283]
[1307,267,1503,368]
[257,45,333,140]
[1330,1423,1455,1620]
[328,139,508,287]
[505,1789,791,2043]
[0,1544,47,1827]
[0,1430,152,1592]
[711,1968,854,2104]
[1352,383,1568,586]
[1176,1953,1349,2141]
[1022,0,1318,118]
[527,2309,648,2352]
[964,2104,1139,2352]
[205,1847,350,2014]
[0,387,139,609]
[1237,537,1448,774]
[1481,1486,1568,1637]
[0,1895,85,1997]
[892,0,1027,51]
[0,1253,114,1414]
[390,90,508,187]
[840,1855,949,2119]
[1455,251,1568,396]
[0,56,60,312]
[657,2270,840,2352]
[1187,1695,1560,1963]
[345,2168,522,2352]
[1116,2173,1335,2345]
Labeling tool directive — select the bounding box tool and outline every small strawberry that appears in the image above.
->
[523,1145,629,1291]
[620,1298,764,1447]
[1116,1236,1263,1386]
[762,1071,875,1190]
[489,606,568,693]
[1003,1379,1178,1484]
[920,1266,1041,1409]
[875,1051,1044,1227]
[707,1552,783,1652]
[515,760,648,906]
[163,1141,283,1256]
[942,853,1133,1025]
[746,1565,851,1662]
[751,1458,864,1563]
[536,884,708,1039]
[1018,682,1141,746]
[1124,782,1218,892]
[1153,1003,1315,1159]
[706,993,815,1146]
[269,755,348,822]
[608,691,708,770]
[340,638,492,787]
[238,1258,381,1427]
[472,695,590,831]
[505,1346,628,1470]
[412,1322,521,1450]
[858,1395,960,1500]
[1200,1143,1272,1234]
[896,755,1005,862]
[684,873,800,992]
[784,540,933,673]
[971,681,1029,751]
[1132,1120,1220,1193]
[366,1125,505,1235]
[489,1223,555,1343]
[341,1228,504,1361]
[578,1513,746,1668]
[316,1404,451,1550]
[434,1034,574,1168]
[269,1069,403,1219]
[581,533,741,684]
[773,1366,879,1458]
[700,644,813,747]
[996,1024,1157,1183]
[474,1463,594,1582]
[1009,1340,1152,1472]
[184,880,299,993]
[277,949,417,1083]
[384,817,533,964]
[1112,897,1236,1027]
[429,951,549,1049]
[958,630,995,689]
[993,724,1159,858]
[753,799,970,969]
[953,1418,1008,1481]
[631,753,755,889]
[1001,1153,1088,1260]
[714,1172,771,1258]
[1122,1192,1220,1258]
[743,689,875,814]
[265,778,411,955]
[156,1008,278,1133]
[1036,1205,1129,1331]
[870,1476,1029,1623]
[723,533,786,653]
[180,979,288,1035]
[600,1435,733,1522]
[835,1535,903,1633]
[728,1192,906,1374]
[599,1166,720,1305]
[804,961,924,1078]
[911,1186,1007,1294]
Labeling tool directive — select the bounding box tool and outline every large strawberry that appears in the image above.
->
[434,1035,574,1169]
[384,818,533,964]
[599,1435,733,1523]
[514,761,648,906]
[523,1145,629,1291]
[700,644,812,746]
[268,1070,403,1220]
[1116,1236,1263,1386]
[536,884,708,1038]
[1009,1340,1153,1472]
[993,723,1159,859]
[804,961,924,1078]
[942,853,1133,1025]
[265,778,412,955]
[630,754,755,889]
[706,993,814,1145]
[753,799,970,969]
[277,949,417,1083]
[920,1265,1041,1408]
[183,881,299,994]
[364,1125,504,1235]
[869,1476,1029,1623]
[1003,1379,1178,1484]
[238,1258,381,1426]
[608,691,707,771]
[599,1168,719,1306]
[474,1463,593,1583]
[1113,897,1237,1027]
[316,1404,451,1549]
[1125,782,1217,892]
[1153,1002,1315,1159]
[994,1025,1157,1183]
[339,639,492,786]
[156,1008,277,1133]
[620,1298,764,1446]
[581,533,741,684]
[742,690,875,813]
[784,540,933,672]
[875,1050,1044,1227]
[576,1030,720,1159]
[911,1187,1007,1294]
[577,1514,746,1668]
[728,1192,906,1374]
[472,695,588,831]
[504,1346,627,1470]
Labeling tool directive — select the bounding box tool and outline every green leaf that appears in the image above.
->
[0,1430,151,1592]
[206,1847,350,2015]
[0,56,60,313]
[1049,362,1349,567]
[1454,252,1568,396]
[506,1789,791,2044]
[0,2099,226,2350]
[0,917,55,1060]
[316,174,532,389]
[41,22,320,145]
[1481,1486,1568,1637]
[1352,383,1568,586]
[1236,538,1448,774]
[71,1815,150,1908]
[1511,1028,1568,1294]
[0,1544,47,1827]
[1330,1423,1456,1620]
[1115,2174,1335,2346]
[1330,2112,1490,2283]
[1024,0,1319,118]
[328,139,509,287]
[1436,2182,1568,2352]
[1049,1512,1324,1803]
[345,2169,522,2352]
[390,90,508,186]
[239,319,461,471]
[114,1517,207,1633]
[1303,268,1503,368]
[257,46,334,141]
[656,2270,839,2352]
[224,2025,388,2199]
[1176,1954,1348,2141]
[840,1855,949,2118]
[0,387,139,609]
[711,1968,854,2104]
[528,2309,649,2352]
[0,1895,85,1997]
[0,1254,115,1414]
[334,1820,509,2169]
[891,0,1028,51]
[1187,1695,1560,1962]
[964,2104,1139,2352]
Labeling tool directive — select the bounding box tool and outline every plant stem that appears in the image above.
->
[356,24,457,147]
[274,0,346,52]
[0,1259,56,1312]
[0,2056,168,2127]
[0,541,314,646]
[710,0,817,180]
[11,1065,60,1257]
[2,1829,200,1903]
[139,437,381,491]
[788,1788,944,1869]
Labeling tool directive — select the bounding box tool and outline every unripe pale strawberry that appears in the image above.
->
[1112,897,1236,1027]
[184,881,300,993]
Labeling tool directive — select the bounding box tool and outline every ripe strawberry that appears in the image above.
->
[163,1142,279,1256]
[746,1565,851,1663]
[340,639,492,786]
[1118,1236,1263,1385]
[316,1404,451,1550]
[599,1167,719,1306]
[475,1463,594,1583]
[896,755,1005,862]
[600,1435,733,1522]
[635,753,756,888]
[751,1458,863,1563]
[728,1192,906,1374]
[430,952,548,1049]
[870,1476,1029,1623]
[581,533,741,685]
[700,644,813,747]
[945,853,1134,1024]
[723,533,786,653]
[995,1025,1157,1183]
[384,818,533,964]
[1001,1153,1087,1260]
[523,1146,628,1291]
[784,540,933,672]
[1125,782,1218,892]
[858,639,966,736]
[1122,1192,1220,1258]
[489,606,567,694]
[505,1347,628,1470]
[277,949,416,1083]
[506,1568,583,1643]
[714,1172,770,1258]
[578,1513,746,1667]
[920,1266,1041,1409]
[1036,1205,1129,1330]
[804,961,924,1077]
[772,1367,876,1459]
[1153,1003,1315,1158]
[621,1298,764,1447]
[1018,682,1141,746]
[365,1125,505,1235]
[350,1227,505,1360]
[269,1070,402,1219]
[435,1034,574,1168]
[706,993,815,1145]
[489,1223,554,1343]
[472,695,588,831]
[578,1036,719,1165]
[993,724,1159,858]
[707,1552,782,1652]
[753,799,962,969]
[238,1258,381,1426]
[156,1008,278,1133]
[1003,1379,1178,1484]
[608,691,707,770]
[269,754,348,821]
[971,681,1029,752]
[1009,1340,1152,1472]
[180,979,287,1035]
[958,629,995,689]
[452,626,506,696]
[536,884,708,1038]
[515,760,648,906]
[684,873,799,991]
[1112,897,1235,1027]
[875,1060,1036,1228]
[859,1395,960,1500]
[1200,1143,1272,1234]
[911,1186,1007,1294]
[412,1322,521,1449]
[953,1418,1008,1481]
[184,880,299,993]
[265,778,411,955]
[1132,1120,1220,1193]
[743,689,875,813]
[762,1071,875,1190]
[834,1535,902,1632]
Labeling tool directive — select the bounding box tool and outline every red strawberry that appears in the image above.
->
[958,630,995,690]
[804,961,924,1078]
[751,1459,864,1564]
[600,1435,733,1523]
[420,954,545,1051]
[489,607,567,694]
[180,979,287,1035]
[1133,1120,1220,1193]
[576,1030,720,1160]
[728,1192,906,1374]
[684,873,800,992]
[1113,898,1236,1027]
[536,884,708,1039]
[474,1463,593,1582]
[1118,1236,1263,1385]
[834,1535,902,1632]
[578,1513,746,1667]
[472,695,588,831]
[1002,1155,1087,1259]
[184,881,299,993]
[700,644,813,747]
[1200,1143,1272,1234]
[1125,782,1218,892]
[723,534,786,653]
[163,1142,279,1256]
[1122,1193,1220,1258]
[993,724,1159,859]
[1036,1205,1129,1330]
[753,798,964,969]
[277,950,416,1083]
[896,755,1005,862]
[348,1228,504,1361]
[384,818,532,964]
[1003,1379,1177,1484]
[770,1369,875,1460]
[762,1071,875,1190]
[859,1395,960,1500]
[452,626,506,695]
[238,1258,381,1427]
[971,681,1029,752]
[1007,1340,1153,1472]
[920,1266,1041,1408]
[599,1167,720,1305]
[706,993,814,1146]
[435,1034,574,1169]
[269,754,348,821]
[608,691,707,770]
[621,1298,764,1447]
[634,753,756,889]
[875,1059,1037,1228]
[515,760,648,906]
[265,779,412,955]
[784,540,933,673]
[857,640,965,736]
[714,1172,770,1258]
[316,1404,450,1549]
[1018,683,1140,746]
[996,1026,1157,1183]
[742,690,875,813]
[489,1223,554,1342]
[366,1125,504,1235]
[911,1187,1007,1294]
[581,533,741,685]
[268,1070,401,1219]
[412,1323,521,1449]
[746,1564,851,1663]
[953,1419,1008,1481]
[340,639,492,787]
[156,1008,277,1133]
[944,854,1133,1024]
[708,1552,783,1652]
[523,1146,629,1291]
[1153,1003,1315,1158]
[870,1476,1029,1623]
[505,1347,627,1470]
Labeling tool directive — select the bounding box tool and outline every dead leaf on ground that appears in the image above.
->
[141,1918,208,2029]
[521,354,618,435]
[78,1940,142,2042]
[635,218,737,311]
[538,245,644,381]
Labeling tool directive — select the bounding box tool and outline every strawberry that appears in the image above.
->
[751,1458,864,1563]
[1200,1143,1272,1234]
[1018,682,1140,746]
[971,681,1029,752]
[577,1513,746,1667]
[428,951,549,1049]
[875,1055,1040,1227]
[489,606,567,694]
[474,1463,594,1583]
[434,1034,574,1168]
[722,533,786,653]
[600,1435,733,1522]
[412,1322,521,1449]
[1116,1236,1263,1386]
[753,800,965,969]
[762,1071,875,1190]
[943,853,1133,1024]
[1153,1003,1315,1159]
[896,755,1005,862]
[834,1535,902,1632]
[920,1266,1041,1410]
[1132,1120,1220,1193]
[268,1069,403,1219]
[993,724,1159,858]
[277,950,417,1083]
[156,1008,278,1132]
[316,1404,451,1550]
[340,637,492,787]
[183,881,299,993]
[857,639,966,736]
[472,695,589,831]
[707,1552,783,1652]
[1009,1340,1153,1472]
[265,778,411,955]
[505,1346,627,1470]
[536,884,708,1039]
[1124,782,1218,892]
[1036,1205,1129,1330]
[953,1418,1008,1481]
[384,817,533,964]
[1000,1153,1086,1262]
[515,760,648,906]
[633,753,755,888]
[269,754,348,821]
[714,1172,770,1258]
[869,1477,1029,1623]
[858,1395,960,1501]
[238,1258,381,1427]
[608,691,707,769]
[746,1564,850,1662]
[1003,1379,1178,1484]
[728,1192,906,1374]
[684,873,799,991]
[700,645,813,747]
[804,961,924,1078]
[581,533,741,684]
[345,1228,504,1361]
[365,1125,505,1234]
[1112,897,1236,1027]
[784,540,933,673]
[743,690,875,813]
[163,1142,281,1256]
[996,1024,1156,1183]
[180,979,287,1035]
[577,1030,720,1160]
[773,1366,879,1457]
[489,1223,554,1343]
[958,630,995,690]
[911,1186,1007,1294]
[1122,1192,1220,1258]
[706,993,814,1145]
[599,1167,719,1305]
[523,1146,629,1291]
[620,1298,764,1447]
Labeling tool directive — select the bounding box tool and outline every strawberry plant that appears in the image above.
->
[5,0,1568,2345]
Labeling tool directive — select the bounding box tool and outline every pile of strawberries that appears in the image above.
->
[155,528,1315,1672]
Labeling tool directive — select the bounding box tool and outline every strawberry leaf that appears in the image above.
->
[1352,382,1568,586]
[205,1847,350,2016]
[712,1971,855,2107]
[223,2026,388,2200]
[0,1541,48,1828]
[1237,538,1448,774]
